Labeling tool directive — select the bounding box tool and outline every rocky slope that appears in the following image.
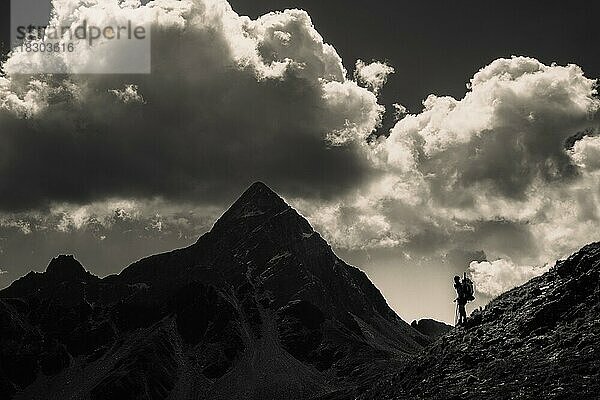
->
[0,182,430,400]
[358,242,600,399]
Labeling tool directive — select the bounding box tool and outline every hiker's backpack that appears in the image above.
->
[462,273,475,302]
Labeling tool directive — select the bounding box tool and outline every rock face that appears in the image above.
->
[360,243,600,399]
[410,319,452,341]
[0,182,429,400]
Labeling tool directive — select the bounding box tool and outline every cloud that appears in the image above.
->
[0,198,222,278]
[379,57,599,200]
[468,259,550,297]
[0,0,384,210]
[1,198,220,238]
[0,218,32,235]
[569,135,600,171]
[109,84,145,104]
[301,57,600,294]
[354,60,394,95]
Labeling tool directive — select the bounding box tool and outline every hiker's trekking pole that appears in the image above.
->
[454,302,459,326]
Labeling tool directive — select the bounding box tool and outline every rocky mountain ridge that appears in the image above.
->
[0,182,430,400]
[357,242,600,399]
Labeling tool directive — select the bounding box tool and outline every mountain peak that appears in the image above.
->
[1,182,431,400]
[45,255,89,282]
[212,182,289,230]
[237,181,285,208]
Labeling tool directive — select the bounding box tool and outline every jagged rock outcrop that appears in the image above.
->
[410,319,452,341]
[0,182,429,400]
[360,243,600,399]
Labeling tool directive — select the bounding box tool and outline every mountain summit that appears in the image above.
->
[1,254,98,299]
[214,181,289,226]
[45,255,90,281]
[0,182,428,400]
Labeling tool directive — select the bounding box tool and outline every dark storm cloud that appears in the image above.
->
[0,2,383,211]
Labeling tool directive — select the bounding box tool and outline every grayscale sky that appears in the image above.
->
[1,0,599,323]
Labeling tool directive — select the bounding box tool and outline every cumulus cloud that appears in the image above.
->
[0,0,384,210]
[570,135,600,171]
[109,84,145,104]
[392,103,408,121]
[379,57,599,200]
[468,259,550,297]
[303,56,600,296]
[354,60,395,95]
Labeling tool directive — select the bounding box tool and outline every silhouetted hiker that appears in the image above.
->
[453,274,475,326]
[454,276,468,326]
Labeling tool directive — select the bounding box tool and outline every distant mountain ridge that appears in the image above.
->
[0,182,430,400]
